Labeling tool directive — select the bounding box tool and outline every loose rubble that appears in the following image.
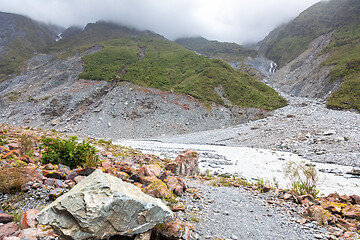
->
[0,124,359,240]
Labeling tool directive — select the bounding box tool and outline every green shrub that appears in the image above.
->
[0,135,8,146]
[40,137,100,169]
[19,134,34,156]
[283,161,319,197]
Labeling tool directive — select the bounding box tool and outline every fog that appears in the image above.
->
[0,0,322,44]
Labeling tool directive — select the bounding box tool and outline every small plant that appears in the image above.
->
[19,134,34,156]
[283,161,319,197]
[0,134,8,146]
[0,169,25,193]
[40,136,100,169]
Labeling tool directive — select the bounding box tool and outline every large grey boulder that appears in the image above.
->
[37,169,174,239]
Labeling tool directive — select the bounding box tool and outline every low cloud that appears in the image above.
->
[0,0,321,44]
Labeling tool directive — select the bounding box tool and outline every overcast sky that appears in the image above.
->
[0,0,322,44]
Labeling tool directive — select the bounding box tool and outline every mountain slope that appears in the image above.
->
[259,0,360,67]
[261,0,360,111]
[79,37,287,110]
[0,12,57,80]
[175,37,257,63]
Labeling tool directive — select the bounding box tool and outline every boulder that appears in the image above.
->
[137,164,162,178]
[20,209,39,229]
[350,195,360,205]
[152,219,193,240]
[342,205,360,220]
[165,150,198,176]
[0,213,14,224]
[0,222,18,239]
[164,176,186,196]
[143,178,174,199]
[37,169,173,240]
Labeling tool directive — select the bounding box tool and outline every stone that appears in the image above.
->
[74,175,85,184]
[307,206,334,225]
[44,178,64,188]
[137,164,162,178]
[20,209,39,229]
[164,176,186,196]
[0,222,18,239]
[2,237,21,240]
[42,170,66,180]
[159,171,173,181]
[140,176,158,186]
[37,169,173,240]
[101,160,113,169]
[8,143,20,150]
[116,171,129,181]
[165,150,198,176]
[19,155,34,164]
[134,231,151,240]
[335,218,356,229]
[76,167,96,176]
[48,188,65,200]
[17,228,42,240]
[260,185,271,193]
[171,204,185,212]
[323,202,347,214]
[339,194,351,203]
[342,205,360,220]
[323,130,336,136]
[66,169,79,181]
[115,162,134,175]
[0,213,14,224]
[44,163,58,170]
[152,219,193,240]
[351,168,360,176]
[350,195,360,205]
[143,178,174,199]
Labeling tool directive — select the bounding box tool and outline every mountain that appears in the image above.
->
[260,0,360,111]
[0,12,59,81]
[175,37,257,63]
[0,12,287,139]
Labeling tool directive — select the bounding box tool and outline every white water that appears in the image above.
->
[115,140,360,196]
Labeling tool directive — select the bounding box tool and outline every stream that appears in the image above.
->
[115,140,360,196]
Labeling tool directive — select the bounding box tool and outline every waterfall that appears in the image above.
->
[269,61,277,73]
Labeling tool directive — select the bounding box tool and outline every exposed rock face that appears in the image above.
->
[37,169,174,239]
[166,150,199,176]
[268,32,341,99]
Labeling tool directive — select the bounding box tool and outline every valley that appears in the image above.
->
[0,0,360,239]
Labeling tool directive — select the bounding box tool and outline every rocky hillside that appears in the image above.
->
[259,0,360,111]
[0,12,59,81]
[0,13,289,139]
[175,37,257,63]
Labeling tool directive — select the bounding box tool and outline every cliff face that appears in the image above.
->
[268,32,341,99]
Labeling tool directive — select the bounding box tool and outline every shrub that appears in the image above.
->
[19,134,34,156]
[40,137,100,169]
[283,161,319,197]
[0,134,8,146]
[0,168,25,193]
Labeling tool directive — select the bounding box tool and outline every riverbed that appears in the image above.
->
[115,140,360,196]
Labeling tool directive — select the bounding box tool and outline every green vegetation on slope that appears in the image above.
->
[259,0,360,67]
[79,37,287,110]
[323,24,360,111]
[259,0,360,111]
[175,37,257,63]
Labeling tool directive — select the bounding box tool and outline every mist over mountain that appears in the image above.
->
[0,0,321,45]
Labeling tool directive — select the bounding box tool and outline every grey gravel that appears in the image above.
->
[179,179,327,240]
